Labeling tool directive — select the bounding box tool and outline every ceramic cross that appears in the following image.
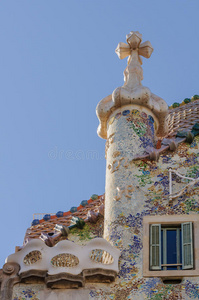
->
[115,31,153,64]
[115,31,153,88]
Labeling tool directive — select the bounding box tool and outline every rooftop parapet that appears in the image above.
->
[96,31,168,139]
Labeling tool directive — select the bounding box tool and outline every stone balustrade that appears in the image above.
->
[5,238,120,288]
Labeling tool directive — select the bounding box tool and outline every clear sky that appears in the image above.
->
[0,0,199,266]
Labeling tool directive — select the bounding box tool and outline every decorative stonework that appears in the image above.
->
[24,251,42,265]
[89,249,114,264]
[0,262,20,300]
[5,238,120,289]
[51,253,79,268]
[96,31,168,139]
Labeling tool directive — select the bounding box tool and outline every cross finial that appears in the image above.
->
[115,31,153,65]
[115,31,154,88]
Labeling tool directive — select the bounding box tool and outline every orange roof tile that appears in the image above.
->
[24,195,104,243]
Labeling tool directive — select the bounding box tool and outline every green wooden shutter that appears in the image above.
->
[182,222,193,270]
[150,224,161,270]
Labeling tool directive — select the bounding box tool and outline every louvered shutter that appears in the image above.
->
[150,224,161,270]
[182,222,193,270]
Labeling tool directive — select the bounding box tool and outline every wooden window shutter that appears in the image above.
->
[150,224,161,270]
[182,222,193,270]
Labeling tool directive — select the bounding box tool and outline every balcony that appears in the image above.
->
[6,238,120,288]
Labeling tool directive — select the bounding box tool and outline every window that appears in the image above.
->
[143,215,199,278]
[150,223,193,271]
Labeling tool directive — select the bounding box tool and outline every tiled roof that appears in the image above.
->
[167,99,199,138]
[24,195,104,243]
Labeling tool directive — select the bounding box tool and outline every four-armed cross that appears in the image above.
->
[115,31,153,64]
[115,31,154,88]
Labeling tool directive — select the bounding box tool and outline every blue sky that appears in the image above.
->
[0,0,199,266]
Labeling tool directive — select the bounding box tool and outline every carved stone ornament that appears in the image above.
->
[0,262,20,300]
[5,238,120,288]
[96,31,168,139]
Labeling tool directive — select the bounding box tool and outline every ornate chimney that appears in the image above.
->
[96,31,168,244]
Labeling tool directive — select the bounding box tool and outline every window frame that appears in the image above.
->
[161,225,182,270]
[143,215,199,278]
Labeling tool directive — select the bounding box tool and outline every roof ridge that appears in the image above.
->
[31,194,104,226]
[23,194,105,245]
[168,94,199,110]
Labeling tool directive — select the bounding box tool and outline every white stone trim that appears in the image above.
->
[6,238,120,276]
[143,215,199,277]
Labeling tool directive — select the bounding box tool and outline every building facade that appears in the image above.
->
[1,31,199,299]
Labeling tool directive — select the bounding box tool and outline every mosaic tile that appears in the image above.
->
[13,114,199,298]
[12,284,45,300]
